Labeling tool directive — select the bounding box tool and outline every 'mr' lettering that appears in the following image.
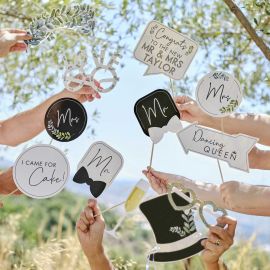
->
[87,148,112,176]
[142,98,168,125]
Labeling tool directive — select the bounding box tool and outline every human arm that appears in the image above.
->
[142,168,270,216]
[0,84,101,147]
[248,146,270,170]
[0,167,22,206]
[201,216,236,270]
[143,168,225,207]
[220,181,270,216]
[174,96,270,146]
[0,28,31,57]
[76,199,113,270]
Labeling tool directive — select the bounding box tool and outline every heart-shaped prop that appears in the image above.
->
[198,201,227,228]
[167,183,197,211]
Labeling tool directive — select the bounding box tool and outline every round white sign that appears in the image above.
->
[196,71,242,117]
[13,144,70,199]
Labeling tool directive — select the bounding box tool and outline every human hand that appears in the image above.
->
[0,28,32,57]
[0,167,22,195]
[142,167,182,194]
[61,76,102,103]
[201,216,236,268]
[174,95,212,125]
[76,199,105,261]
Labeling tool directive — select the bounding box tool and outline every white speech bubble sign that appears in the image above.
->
[134,20,199,80]
[13,144,70,199]
[196,71,242,117]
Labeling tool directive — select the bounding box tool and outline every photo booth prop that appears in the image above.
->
[45,98,87,142]
[13,144,70,199]
[73,141,124,198]
[167,183,228,228]
[177,123,258,172]
[134,20,199,80]
[196,71,242,117]
[25,4,95,46]
[140,193,204,262]
[63,48,121,93]
[134,89,182,144]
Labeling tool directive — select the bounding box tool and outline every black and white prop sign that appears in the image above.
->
[177,124,258,172]
[134,20,198,80]
[134,89,182,144]
[45,98,87,142]
[140,193,204,262]
[196,71,242,117]
[13,144,70,199]
[73,141,124,198]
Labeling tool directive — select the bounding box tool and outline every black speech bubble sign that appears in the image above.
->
[45,98,87,142]
[134,89,180,136]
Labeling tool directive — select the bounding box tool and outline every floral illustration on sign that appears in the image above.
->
[169,210,196,237]
[47,120,71,141]
[220,99,239,114]
[26,4,95,46]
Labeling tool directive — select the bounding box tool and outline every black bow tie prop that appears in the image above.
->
[140,192,204,263]
[73,166,106,198]
[73,141,124,198]
[45,98,87,142]
[134,89,182,144]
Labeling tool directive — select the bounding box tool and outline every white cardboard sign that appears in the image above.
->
[177,124,258,172]
[73,141,124,198]
[13,144,70,199]
[134,20,198,80]
[196,71,242,117]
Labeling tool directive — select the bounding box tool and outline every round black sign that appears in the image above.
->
[45,98,87,142]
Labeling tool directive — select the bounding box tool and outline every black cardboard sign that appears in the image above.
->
[134,89,181,143]
[45,98,87,142]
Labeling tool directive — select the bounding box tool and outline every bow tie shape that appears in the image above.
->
[148,115,183,144]
[73,166,106,198]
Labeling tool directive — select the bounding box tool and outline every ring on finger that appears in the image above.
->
[215,239,221,246]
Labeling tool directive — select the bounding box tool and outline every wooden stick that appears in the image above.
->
[93,200,126,218]
[223,0,270,61]
[217,118,225,183]
[149,142,155,170]
[169,78,176,97]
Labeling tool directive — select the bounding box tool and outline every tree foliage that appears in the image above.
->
[0,0,269,110]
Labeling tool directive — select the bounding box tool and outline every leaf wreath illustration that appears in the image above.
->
[220,99,239,114]
[47,120,71,140]
[169,210,196,237]
[26,4,95,46]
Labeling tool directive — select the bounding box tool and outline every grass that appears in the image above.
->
[0,190,269,270]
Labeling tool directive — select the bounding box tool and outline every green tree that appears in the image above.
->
[0,0,269,110]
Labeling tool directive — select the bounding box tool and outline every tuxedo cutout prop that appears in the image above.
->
[45,98,87,142]
[134,89,182,144]
[73,141,124,198]
[140,193,204,263]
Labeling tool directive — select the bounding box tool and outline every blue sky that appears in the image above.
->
[1,6,270,247]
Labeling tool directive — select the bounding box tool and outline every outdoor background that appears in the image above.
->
[0,0,270,269]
